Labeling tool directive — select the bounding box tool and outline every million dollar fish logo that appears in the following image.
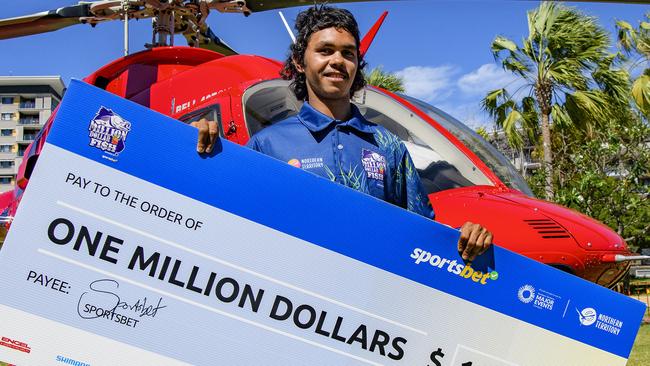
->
[361,149,386,181]
[88,107,131,156]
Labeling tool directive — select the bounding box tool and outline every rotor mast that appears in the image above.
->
[122,0,129,55]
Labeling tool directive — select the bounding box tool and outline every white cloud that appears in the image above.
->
[393,63,527,130]
[457,63,522,97]
[395,65,459,103]
[436,102,494,130]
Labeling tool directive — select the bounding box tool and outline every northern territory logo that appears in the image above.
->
[576,307,597,326]
[88,106,131,156]
[576,307,623,335]
[287,157,324,170]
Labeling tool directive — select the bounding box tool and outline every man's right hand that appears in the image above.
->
[190,118,219,153]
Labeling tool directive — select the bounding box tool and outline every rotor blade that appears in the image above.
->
[183,26,238,56]
[557,0,649,3]
[243,0,385,13]
[0,4,92,40]
[243,0,650,12]
[360,11,387,57]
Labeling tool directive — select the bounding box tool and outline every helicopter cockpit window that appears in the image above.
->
[178,104,223,136]
[242,80,495,194]
[352,89,493,193]
[242,80,302,137]
[398,95,535,196]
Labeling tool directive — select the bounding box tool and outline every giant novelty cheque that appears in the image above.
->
[0,80,644,366]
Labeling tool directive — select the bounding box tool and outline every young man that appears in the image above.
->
[193,5,492,261]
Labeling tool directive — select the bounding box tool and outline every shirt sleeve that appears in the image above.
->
[396,143,435,220]
[245,135,262,152]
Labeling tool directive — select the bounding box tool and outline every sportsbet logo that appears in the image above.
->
[410,248,498,285]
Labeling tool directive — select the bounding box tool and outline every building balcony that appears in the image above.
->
[0,167,14,175]
[17,136,37,144]
[17,105,39,114]
[18,118,40,125]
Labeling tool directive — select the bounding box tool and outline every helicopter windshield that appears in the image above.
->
[399,94,534,196]
[242,80,533,196]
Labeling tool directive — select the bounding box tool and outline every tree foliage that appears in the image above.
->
[527,108,650,249]
[475,126,491,140]
[484,4,650,249]
[482,2,630,200]
[364,66,405,93]
[616,13,650,115]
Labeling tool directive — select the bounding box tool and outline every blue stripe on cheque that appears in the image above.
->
[43,80,645,358]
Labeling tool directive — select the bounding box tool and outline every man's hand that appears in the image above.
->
[458,222,493,262]
[190,118,219,153]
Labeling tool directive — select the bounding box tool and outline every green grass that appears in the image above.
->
[629,324,650,366]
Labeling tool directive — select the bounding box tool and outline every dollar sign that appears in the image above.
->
[428,347,445,366]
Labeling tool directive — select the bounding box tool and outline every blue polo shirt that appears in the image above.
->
[246,102,434,219]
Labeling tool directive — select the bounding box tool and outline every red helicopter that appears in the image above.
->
[0,0,645,288]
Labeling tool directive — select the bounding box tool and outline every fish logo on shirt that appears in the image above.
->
[361,149,386,181]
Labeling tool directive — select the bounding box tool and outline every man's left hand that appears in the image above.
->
[458,222,493,262]
[190,118,219,154]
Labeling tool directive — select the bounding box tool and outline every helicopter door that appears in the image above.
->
[177,104,223,133]
[242,79,302,139]
[175,93,242,145]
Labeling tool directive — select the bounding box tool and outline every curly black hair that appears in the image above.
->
[280,5,367,101]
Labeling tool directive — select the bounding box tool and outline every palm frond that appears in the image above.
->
[548,59,588,90]
[565,90,611,129]
[502,110,525,149]
[631,73,650,115]
[521,96,540,140]
[592,65,630,103]
[551,103,573,130]
[482,88,509,118]
[503,56,529,77]
[491,36,518,59]
[616,20,635,54]
[364,66,405,93]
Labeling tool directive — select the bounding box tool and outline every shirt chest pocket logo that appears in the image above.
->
[361,149,386,181]
[287,157,324,170]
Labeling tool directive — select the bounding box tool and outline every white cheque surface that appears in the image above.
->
[0,144,626,366]
[0,80,642,366]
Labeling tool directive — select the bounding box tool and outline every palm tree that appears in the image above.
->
[482,2,629,200]
[364,66,405,93]
[616,13,650,115]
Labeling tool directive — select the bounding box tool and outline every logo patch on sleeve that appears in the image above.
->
[361,149,386,181]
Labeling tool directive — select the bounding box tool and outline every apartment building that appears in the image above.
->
[484,129,540,178]
[0,76,65,192]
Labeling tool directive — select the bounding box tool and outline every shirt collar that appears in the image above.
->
[297,102,375,134]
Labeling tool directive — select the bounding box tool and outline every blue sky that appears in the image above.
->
[1,1,647,128]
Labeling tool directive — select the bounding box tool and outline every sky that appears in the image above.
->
[0,0,647,129]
